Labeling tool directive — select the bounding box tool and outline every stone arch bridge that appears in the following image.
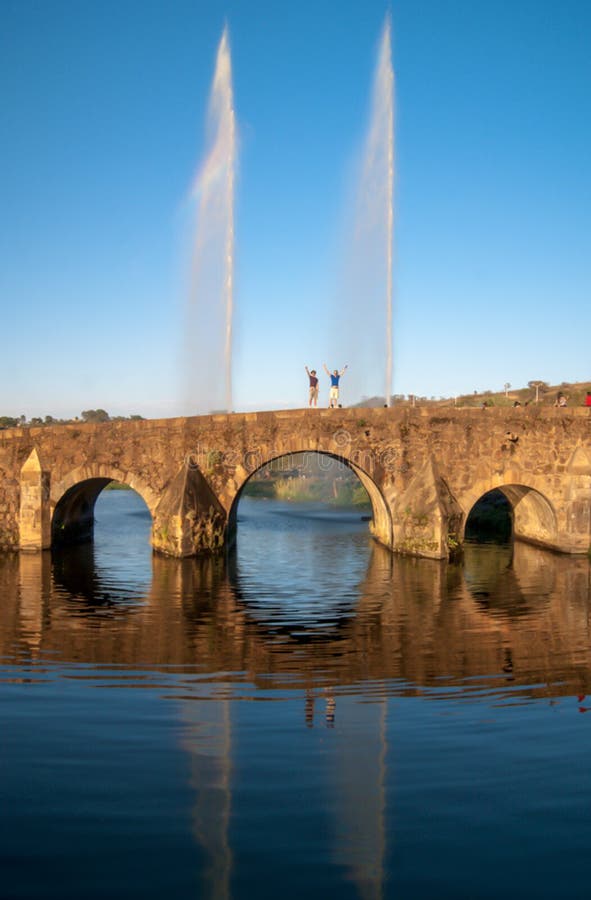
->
[1,407,590,559]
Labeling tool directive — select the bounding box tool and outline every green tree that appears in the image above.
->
[81,409,110,423]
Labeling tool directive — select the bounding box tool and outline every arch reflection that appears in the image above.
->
[0,534,588,698]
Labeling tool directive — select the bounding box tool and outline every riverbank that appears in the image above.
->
[243,475,370,508]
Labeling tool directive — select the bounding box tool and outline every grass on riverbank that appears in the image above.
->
[243,474,370,508]
[274,476,370,507]
[242,452,371,508]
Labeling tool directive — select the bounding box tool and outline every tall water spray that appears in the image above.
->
[187,26,236,414]
[382,19,394,407]
[338,17,394,406]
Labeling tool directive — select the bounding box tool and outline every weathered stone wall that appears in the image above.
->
[0,406,589,559]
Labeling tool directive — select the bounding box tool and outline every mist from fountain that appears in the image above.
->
[186,26,236,414]
[336,16,394,407]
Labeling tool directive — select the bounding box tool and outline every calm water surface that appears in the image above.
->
[2,491,591,899]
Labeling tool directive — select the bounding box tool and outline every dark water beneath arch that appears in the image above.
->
[2,490,591,899]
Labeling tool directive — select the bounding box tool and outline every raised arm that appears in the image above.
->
[339,365,348,376]
[323,364,330,376]
[305,366,310,376]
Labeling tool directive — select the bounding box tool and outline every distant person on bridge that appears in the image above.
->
[305,367,319,407]
[323,363,348,408]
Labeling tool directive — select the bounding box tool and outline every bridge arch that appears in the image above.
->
[51,465,157,547]
[227,450,393,549]
[462,482,558,549]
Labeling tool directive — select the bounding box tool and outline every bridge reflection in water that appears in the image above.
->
[8,539,590,698]
[3,494,591,899]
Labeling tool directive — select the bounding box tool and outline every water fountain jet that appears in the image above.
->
[338,16,394,406]
[186,26,236,414]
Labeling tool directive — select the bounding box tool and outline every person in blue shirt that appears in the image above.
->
[323,363,348,408]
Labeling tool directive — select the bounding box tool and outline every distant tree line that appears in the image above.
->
[0,410,144,429]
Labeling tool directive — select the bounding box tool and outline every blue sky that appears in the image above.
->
[1,0,589,418]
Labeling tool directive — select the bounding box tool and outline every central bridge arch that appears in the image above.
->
[227,450,393,549]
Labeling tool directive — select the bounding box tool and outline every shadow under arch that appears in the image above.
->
[227,450,393,549]
[463,483,558,550]
[224,540,365,646]
[51,467,156,548]
[461,541,555,621]
[51,538,150,612]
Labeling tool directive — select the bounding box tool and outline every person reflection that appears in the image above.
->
[305,689,315,728]
[304,689,336,728]
[324,689,336,728]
